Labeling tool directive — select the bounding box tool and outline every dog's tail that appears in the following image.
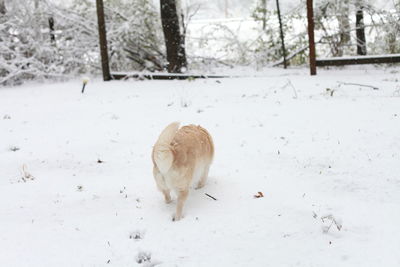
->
[153,122,180,174]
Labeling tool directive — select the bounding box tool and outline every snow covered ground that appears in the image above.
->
[1,67,400,267]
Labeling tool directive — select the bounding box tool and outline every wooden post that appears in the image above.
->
[96,0,111,81]
[306,0,316,75]
[48,17,55,44]
[356,4,367,55]
[276,0,287,69]
[0,0,6,15]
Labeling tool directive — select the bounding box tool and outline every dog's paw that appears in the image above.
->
[165,199,172,204]
[172,214,182,222]
[195,182,205,190]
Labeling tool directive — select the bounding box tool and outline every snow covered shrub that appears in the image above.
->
[251,2,308,67]
[365,7,400,55]
[251,2,283,66]
[313,0,353,57]
[53,0,166,73]
[0,0,98,85]
[67,0,166,72]
[312,0,400,58]
[0,0,165,85]
[199,23,252,66]
[0,1,54,85]
[105,0,166,72]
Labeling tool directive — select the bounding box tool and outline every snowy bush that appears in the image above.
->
[185,1,309,68]
[0,0,165,85]
[105,0,166,72]
[1,0,400,85]
[0,0,97,85]
[185,0,400,68]
[313,0,400,57]
[251,4,308,67]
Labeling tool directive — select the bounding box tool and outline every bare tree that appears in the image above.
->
[355,1,367,55]
[96,0,111,81]
[307,0,316,75]
[276,0,287,68]
[160,0,187,73]
[261,0,266,30]
[48,17,55,44]
[337,0,350,56]
[0,0,6,15]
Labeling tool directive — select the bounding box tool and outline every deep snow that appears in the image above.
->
[1,67,400,267]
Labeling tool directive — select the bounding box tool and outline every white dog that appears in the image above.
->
[152,122,214,221]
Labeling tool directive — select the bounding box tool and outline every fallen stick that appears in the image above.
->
[205,193,217,201]
[337,81,379,90]
[283,79,298,99]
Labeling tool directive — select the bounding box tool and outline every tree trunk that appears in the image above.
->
[48,17,55,44]
[306,0,316,75]
[261,0,266,30]
[276,0,286,68]
[337,0,350,56]
[160,0,187,73]
[224,0,228,18]
[0,0,6,15]
[96,0,111,81]
[387,32,396,54]
[356,5,367,55]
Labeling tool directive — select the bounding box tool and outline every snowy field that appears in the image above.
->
[1,67,400,267]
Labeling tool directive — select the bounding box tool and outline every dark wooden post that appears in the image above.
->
[48,17,55,44]
[306,0,316,75]
[356,5,367,55]
[276,0,287,69]
[0,0,6,15]
[96,0,111,81]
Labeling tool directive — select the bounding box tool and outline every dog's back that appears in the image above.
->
[152,123,214,221]
[171,125,214,170]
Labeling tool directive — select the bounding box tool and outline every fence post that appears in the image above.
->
[306,0,317,75]
[356,4,367,55]
[96,0,111,81]
[48,17,55,44]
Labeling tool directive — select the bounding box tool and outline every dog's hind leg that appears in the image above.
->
[153,166,172,203]
[195,165,210,189]
[173,189,189,221]
[162,189,172,204]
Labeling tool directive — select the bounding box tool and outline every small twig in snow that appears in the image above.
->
[326,88,335,96]
[321,214,342,233]
[20,164,35,182]
[81,78,89,93]
[9,146,20,152]
[337,81,379,90]
[287,79,298,99]
[205,193,217,201]
[280,79,298,99]
[312,211,318,219]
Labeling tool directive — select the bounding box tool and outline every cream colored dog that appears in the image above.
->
[152,122,214,221]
